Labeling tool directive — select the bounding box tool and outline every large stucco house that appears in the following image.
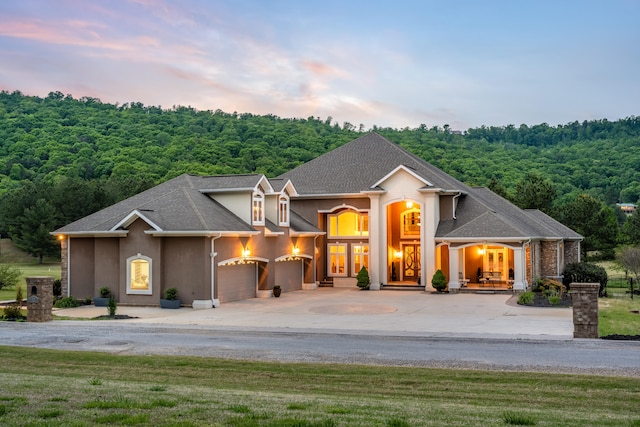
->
[52,133,582,307]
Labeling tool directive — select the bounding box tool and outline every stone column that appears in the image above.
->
[59,236,68,298]
[26,276,54,322]
[570,282,600,339]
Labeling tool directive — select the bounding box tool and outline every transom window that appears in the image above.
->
[278,195,289,226]
[252,192,264,225]
[126,254,152,295]
[400,208,420,238]
[328,244,347,277]
[328,211,368,237]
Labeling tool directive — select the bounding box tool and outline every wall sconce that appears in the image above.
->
[242,248,251,258]
[406,201,413,209]
[478,248,485,255]
[293,246,300,255]
[394,250,403,259]
[58,235,65,241]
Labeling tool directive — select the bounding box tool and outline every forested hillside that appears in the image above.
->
[1,89,639,260]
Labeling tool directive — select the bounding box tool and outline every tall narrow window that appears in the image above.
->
[278,195,289,226]
[327,244,347,277]
[252,192,264,225]
[400,208,420,238]
[352,244,369,276]
[126,254,152,295]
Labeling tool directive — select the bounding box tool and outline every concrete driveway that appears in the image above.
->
[55,288,573,339]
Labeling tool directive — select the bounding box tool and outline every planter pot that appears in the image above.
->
[94,297,110,307]
[273,288,282,298]
[160,299,181,309]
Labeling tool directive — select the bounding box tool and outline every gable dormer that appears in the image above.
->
[265,179,298,227]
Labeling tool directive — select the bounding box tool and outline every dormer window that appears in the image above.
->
[278,195,289,226]
[252,192,264,225]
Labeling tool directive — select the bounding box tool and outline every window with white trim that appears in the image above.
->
[327,243,347,277]
[400,208,420,238]
[126,254,152,295]
[252,192,264,225]
[328,211,368,237]
[278,195,289,226]
[352,244,369,276]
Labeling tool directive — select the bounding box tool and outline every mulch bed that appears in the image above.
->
[601,334,640,341]
[519,293,572,308]
[92,315,139,320]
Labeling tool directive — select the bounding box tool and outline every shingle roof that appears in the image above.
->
[54,174,256,234]
[277,132,470,194]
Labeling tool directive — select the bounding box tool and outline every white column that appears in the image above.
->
[368,194,381,290]
[422,192,439,291]
[447,246,460,290]
[512,245,526,291]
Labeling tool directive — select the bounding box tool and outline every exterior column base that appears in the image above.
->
[512,281,526,291]
[192,299,214,309]
[302,282,317,290]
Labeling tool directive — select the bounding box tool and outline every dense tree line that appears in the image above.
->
[0,90,638,261]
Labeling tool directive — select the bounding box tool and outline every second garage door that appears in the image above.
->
[217,263,256,303]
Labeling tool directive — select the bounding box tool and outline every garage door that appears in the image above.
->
[217,263,256,303]
[275,260,302,293]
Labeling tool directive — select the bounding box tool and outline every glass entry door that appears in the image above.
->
[402,244,421,282]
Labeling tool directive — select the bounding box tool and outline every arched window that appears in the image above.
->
[278,195,289,226]
[127,254,152,295]
[328,210,368,237]
[252,192,264,225]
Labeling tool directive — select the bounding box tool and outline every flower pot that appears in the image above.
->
[273,287,282,297]
[94,297,110,307]
[160,299,181,309]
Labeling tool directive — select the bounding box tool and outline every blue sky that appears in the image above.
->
[0,0,638,130]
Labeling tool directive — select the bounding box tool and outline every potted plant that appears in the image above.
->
[94,286,111,307]
[357,267,370,290]
[273,285,282,298]
[160,287,181,309]
[431,269,448,293]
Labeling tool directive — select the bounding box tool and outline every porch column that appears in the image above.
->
[447,246,461,291]
[422,192,439,291]
[512,245,526,291]
[368,193,381,290]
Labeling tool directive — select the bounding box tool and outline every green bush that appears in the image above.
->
[107,295,117,317]
[562,262,608,296]
[518,291,535,305]
[431,269,447,292]
[54,296,80,308]
[99,286,111,298]
[53,279,62,298]
[0,264,21,290]
[356,267,370,289]
[164,287,178,300]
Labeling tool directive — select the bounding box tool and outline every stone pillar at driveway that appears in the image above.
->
[569,282,599,339]
[26,276,54,322]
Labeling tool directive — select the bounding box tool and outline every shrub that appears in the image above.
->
[2,287,26,320]
[356,267,370,289]
[107,295,117,317]
[99,286,111,298]
[53,279,62,298]
[502,410,537,425]
[532,278,566,296]
[164,287,178,300]
[431,269,447,292]
[518,291,535,305]
[54,296,80,308]
[0,264,21,290]
[562,262,608,296]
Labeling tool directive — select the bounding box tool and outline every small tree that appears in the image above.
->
[431,269,448,292]
[356,267,370,289]
[0,264,21,290]
[107,295,117,317]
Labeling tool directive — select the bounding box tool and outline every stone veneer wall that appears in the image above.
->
[539,241,559,278]
[570,282,599,338]
[60,237,68,298]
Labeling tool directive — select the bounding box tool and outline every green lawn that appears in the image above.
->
[0,346,638,427]
[0,263,61,301]
[599,287,640,336]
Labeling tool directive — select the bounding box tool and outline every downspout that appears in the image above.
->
[313,235,319,286]
[211,234,222,307]
[452,191,462,219]
[66,237,71,297]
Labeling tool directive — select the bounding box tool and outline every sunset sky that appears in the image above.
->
[0,0,638,130]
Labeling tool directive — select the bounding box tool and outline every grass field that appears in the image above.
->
[0,263,61,301]
[0,346,638,427]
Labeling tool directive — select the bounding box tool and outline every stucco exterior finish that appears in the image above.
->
[94,238,120,299]
[69,238,95,299]
[163,236,211,302]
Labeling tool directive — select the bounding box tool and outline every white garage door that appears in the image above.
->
[217,263,256,303]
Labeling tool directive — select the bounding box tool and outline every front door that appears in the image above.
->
[402,244,421,282]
